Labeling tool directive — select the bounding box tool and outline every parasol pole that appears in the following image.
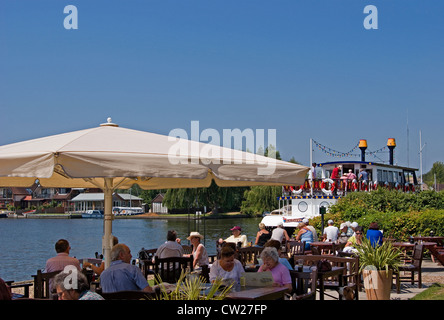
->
[103,177,114,269]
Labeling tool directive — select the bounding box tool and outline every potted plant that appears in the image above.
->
[356,238,402,300]
[154,271,233,300]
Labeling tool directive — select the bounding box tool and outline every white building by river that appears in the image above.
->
[70,192,143,212]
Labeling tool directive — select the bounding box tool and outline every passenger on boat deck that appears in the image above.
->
[331,165,341,179]
[346,169,357,180]
[45,239,81,273]
[54,269,104,300]
[100,243,156,293]
[153,230,185,261]
[258,247,292,292]
[83,236,119,275]
[358,168,368,181]
[309,162,317,180]
[209,245,244,285]
[218,226,248,248]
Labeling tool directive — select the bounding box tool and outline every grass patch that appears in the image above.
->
[411,283,444,300]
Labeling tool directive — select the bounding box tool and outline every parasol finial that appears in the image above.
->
[100,117,119,127]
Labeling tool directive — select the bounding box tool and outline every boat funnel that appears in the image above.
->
[359,139,367,162]
[387,138,396,165]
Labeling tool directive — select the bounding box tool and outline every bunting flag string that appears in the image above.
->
[312,140,390,160]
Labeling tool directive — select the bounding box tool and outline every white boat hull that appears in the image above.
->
[261,196,338,228]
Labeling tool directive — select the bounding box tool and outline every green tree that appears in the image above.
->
[162,181,247,214]
[423,161,444,188]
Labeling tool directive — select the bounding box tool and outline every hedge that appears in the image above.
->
[310,189,444,241]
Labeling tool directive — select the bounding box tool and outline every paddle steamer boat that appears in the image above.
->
[261,138,419,230]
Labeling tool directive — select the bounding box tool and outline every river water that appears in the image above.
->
[0,217,262,282]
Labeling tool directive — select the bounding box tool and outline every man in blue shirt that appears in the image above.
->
[358,169,369,181]
[100,243,155,293]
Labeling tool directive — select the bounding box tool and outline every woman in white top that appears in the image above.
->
[209,245,244,285]
[186,231,208,269]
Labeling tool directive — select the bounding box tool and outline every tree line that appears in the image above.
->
[120,146,298,216]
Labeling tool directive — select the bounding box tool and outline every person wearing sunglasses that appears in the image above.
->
[345,226,364,249]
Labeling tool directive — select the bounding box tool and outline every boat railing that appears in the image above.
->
[282,178,418,197]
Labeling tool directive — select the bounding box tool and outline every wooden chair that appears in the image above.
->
[289,269,317,300]
[237,246,264,267]
[154,255,194,283]
[200,265,210,283]
[287,241,305,257]
[332,242,346,255]
[310,246,321,255]
[32,270,60,299]
[5,280,33,299]
[101,290,156,300]
[293,255,360,300]
[138,248,157,278]
[395,244,424,293]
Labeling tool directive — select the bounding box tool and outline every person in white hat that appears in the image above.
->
[186,231,209,269]
[338,222,349,243]
[323,220,339,242]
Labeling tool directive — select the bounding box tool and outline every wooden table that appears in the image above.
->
[316,266,346,301]
[297,265,346,300]
[392,242,437,250]
[413,236,444,246]
[225,286,289,300]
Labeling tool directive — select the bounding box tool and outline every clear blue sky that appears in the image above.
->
[1,1,443,173]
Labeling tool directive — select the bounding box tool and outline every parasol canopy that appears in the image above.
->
[0,118,309,267]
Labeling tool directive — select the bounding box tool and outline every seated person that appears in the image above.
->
[344,226,364,253]
[45,239,81,273]
[366,222,384,247]
[54,269,104,300]
[295,222,314,250]
[263,239,293,270]
[209,245,244,285]
[186,231,209,269]
[218,226,248,248]
[100,243,156,293]
[83,236,119,275]
[254,223,271,247]
[154,230,185,261]
[258,247,292,292]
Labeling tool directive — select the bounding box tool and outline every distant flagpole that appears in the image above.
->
[310,138,313,165]
[407,110,410,167]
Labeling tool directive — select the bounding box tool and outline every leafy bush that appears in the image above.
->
[319,189,444,240]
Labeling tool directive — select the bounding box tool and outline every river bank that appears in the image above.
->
[5,212,251,219]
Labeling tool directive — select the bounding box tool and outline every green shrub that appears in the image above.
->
[320,189,444,240]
